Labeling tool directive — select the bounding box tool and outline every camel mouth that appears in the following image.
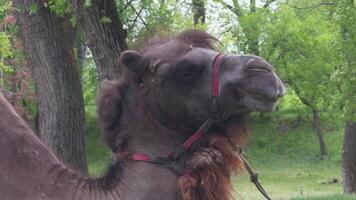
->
[231,89,281,113]
[241,94,279,112]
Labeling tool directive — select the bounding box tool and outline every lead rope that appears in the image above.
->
[239,153,272,200]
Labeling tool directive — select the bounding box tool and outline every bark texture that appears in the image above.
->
[343,121,356,193]
[72,0,128,81]
[312,109,327,157]
[13,0,87,171]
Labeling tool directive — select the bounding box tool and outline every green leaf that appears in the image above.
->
[84,0,92,8]
[99,16,112,24]
[29,3,38,15]
[48,0,70,16]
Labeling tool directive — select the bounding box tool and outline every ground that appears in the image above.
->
[84,106,356,200]
[233,111,354,200]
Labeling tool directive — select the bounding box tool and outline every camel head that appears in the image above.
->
[120,30,285,131]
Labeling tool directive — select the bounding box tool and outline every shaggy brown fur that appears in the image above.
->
[179,119,249,200]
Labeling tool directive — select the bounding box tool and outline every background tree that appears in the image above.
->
[214,0,276,55]
[192,0,205,25]
[336,0,356,193]
[260,4,339,157]
[13,0,87,171]
[72,0,128,81]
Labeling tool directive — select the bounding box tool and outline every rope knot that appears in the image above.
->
[250,172,259,183]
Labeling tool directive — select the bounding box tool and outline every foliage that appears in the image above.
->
[334,0,356,120]
[84,0,92,8]
[48,0,70,16]
[117,0,204,46]
[0,31,12,72]
[29,3,38,15]
[261,4,338,112]
[81,55,98,107]
[85,107,111,175]
[0,0,13,73]
[99,16,112,24]
[0,0,37,120]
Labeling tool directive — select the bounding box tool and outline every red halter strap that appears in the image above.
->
[122,53,225,174]
[212,53,225,97]
[171,53,225,160]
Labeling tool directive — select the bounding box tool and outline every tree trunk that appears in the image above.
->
[343,121,356,193]
[312,109,327,157]
[246,0,259,55]
[193,0,205,25]
[284,65,327,158]
[14,0,87,171]
[72,0,128,81]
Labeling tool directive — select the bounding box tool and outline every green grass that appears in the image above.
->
[85,106,112,176]
[84,107,355,199]
[233,112,350,200]
[293,194,356,200]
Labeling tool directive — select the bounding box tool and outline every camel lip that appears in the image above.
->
[244,90,280,102]
[240,95,279,112]
[233,88,280,102]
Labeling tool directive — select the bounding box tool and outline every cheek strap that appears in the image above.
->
[211,53,225,120]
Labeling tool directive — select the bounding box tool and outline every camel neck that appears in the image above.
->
[120,86,191,156]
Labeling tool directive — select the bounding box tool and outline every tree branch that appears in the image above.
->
[280,1,335,10]
[279,52,315,109]
[214,0,243,17]
[250,0,256,12]
[127,7,144,31]
[213,0,234,14]
[264,0,277,8]
[232,0,243,16]
[129,4,148,29]
[123,0,135,10]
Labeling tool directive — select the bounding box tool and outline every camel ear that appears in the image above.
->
[120,50,150,76]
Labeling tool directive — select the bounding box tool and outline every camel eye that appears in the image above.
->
[173,60,204,83]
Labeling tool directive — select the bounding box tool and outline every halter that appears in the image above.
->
[117,53,225,174]
[117,53,272,200]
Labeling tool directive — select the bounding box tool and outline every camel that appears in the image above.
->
[0,30,285,200]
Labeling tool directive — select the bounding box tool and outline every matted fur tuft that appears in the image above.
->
[176,30,218,50]
[97,72,136,152]
[140,29,218,54]
[179,118,249,200]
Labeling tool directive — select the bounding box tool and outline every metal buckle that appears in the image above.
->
[163,160,185,175]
